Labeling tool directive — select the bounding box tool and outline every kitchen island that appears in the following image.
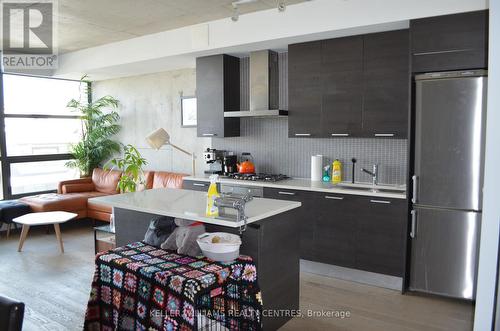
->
[89,188,302,330]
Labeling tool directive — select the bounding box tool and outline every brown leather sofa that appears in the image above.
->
[20,168,187,222]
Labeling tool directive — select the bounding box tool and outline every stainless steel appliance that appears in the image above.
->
[223,50,288,118]
[220,184,264,198]
[203,148,226,174]
[224,173,289,182]
[410,70,487,300]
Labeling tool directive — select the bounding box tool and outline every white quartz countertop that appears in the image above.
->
[184,176,407,199]
[89,188,301,228]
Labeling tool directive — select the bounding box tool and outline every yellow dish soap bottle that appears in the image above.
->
[332,159,342,184]
[206,174,220,217]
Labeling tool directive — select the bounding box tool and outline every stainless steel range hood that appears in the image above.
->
[224,50,288,118]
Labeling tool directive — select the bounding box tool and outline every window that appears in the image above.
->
[3,74,83,115]
[10,160,79,195]
[0,73,86,199]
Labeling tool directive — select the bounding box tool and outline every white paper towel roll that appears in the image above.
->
[311,155,323,181]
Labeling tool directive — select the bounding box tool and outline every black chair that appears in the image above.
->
[0,295,24,331]
[0,201,31,238]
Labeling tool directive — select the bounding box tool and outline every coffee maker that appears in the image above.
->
[223,155,237,175]
[203,148,225,174]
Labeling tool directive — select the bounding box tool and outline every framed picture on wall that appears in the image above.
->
[181,96,197,127]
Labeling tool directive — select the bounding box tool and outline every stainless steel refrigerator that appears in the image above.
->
[410,70,487,300]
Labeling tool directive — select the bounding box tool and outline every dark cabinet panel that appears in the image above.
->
[313,194,357,268]
[182,180,209,192]
[263,187,317,260]
[196,55,240,137]
[410,10,488,73]
[288,41,322,138]
[288,31,410,138]
[355,197,407,276]
[362,30,410,138]
[321,36,363,137]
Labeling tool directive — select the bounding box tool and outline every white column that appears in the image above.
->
[474,4,500,330]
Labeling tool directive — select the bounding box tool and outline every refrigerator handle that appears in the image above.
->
[410,210,417,238]
[411,175,418,204]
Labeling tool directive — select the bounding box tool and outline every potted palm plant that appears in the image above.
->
[65,77,121,177]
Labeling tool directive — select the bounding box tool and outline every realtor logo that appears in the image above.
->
[1,0,58,69]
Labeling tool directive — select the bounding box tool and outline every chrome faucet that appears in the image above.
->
[361,164,379,186]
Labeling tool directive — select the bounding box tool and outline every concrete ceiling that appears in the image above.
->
[3,0,308,53]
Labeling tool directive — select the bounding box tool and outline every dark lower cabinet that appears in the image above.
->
[355,197,407,276]
[314,194,357,268]
[263,187,407,276]
[263,187,317,260]
[410,10,488,73]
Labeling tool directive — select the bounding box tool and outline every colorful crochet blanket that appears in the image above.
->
[84,242,262,331]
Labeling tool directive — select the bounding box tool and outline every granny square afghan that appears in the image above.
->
[84,242,262,331]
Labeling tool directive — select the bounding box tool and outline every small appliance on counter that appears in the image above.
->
[223,155,237,175]
[203,148,227,174]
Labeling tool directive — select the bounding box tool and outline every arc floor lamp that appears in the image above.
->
[146,128,196,176]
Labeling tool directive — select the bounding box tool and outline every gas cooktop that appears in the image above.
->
[223,173,290,182]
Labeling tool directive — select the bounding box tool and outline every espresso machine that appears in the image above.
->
[203,148,225,174]
[203,148,238,175]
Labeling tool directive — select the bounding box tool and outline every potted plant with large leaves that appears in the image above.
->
[106,144,148,193]
[66,78,121,177]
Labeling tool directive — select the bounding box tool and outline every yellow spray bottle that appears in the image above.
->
[206,174,220,217]
[332,159,342,184]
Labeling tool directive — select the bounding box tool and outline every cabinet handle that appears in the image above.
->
[411,175,417,204]
[324,195,344,200]
[278,191,296,196]
[193,183,207,187]
[370,199,391,204]
[413,49,474,56]
[294,133,311,137]
[374,133,395,137]
[331,133,349,137]
[202,133,217,137]
[410,210,417,238]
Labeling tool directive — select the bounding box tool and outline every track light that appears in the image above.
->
[277,0,286,12]
[231,3,239,22]
[230,0,287,22]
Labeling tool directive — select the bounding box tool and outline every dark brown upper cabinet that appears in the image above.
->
[410,10,488,73]
[362,30,410,138]
[196,54,240,138]
[288,41,322,138]
[321,36,364,137]
[288,30,409,138]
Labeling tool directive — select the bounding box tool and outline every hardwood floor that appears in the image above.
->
[0,221,95,331]
[0,221,474,331]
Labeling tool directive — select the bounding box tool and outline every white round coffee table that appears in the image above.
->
[13,211,78,253]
